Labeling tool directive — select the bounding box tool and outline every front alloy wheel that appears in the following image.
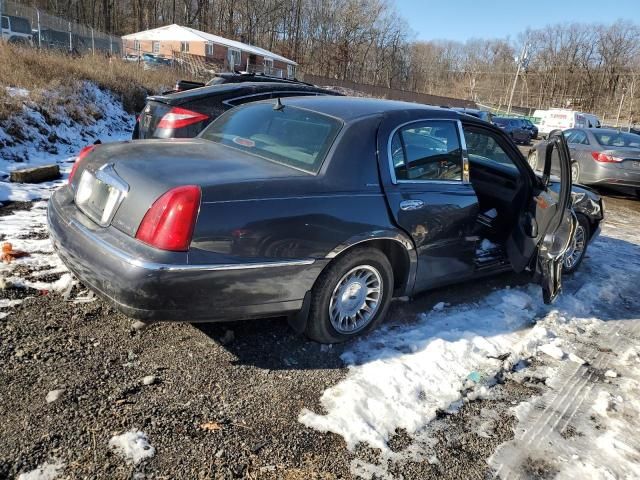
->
[528,151,538,170]
[563,215,590,274]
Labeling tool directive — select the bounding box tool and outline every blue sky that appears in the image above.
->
[395,0,640,43]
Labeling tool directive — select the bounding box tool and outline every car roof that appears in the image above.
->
[213,72,308,84]
[258,96,459,122]
[153,81,332,102]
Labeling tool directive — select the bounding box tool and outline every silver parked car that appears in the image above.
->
[528,128,640,195]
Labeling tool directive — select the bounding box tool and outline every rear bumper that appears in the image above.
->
[48,189,324,322]
[581,163,640,188]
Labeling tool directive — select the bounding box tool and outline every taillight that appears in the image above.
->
[69,145,96,184]
[157,107,209,130]
[135,185,201,251]
[591,152,623,163]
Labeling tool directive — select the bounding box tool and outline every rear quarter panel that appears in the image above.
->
[189,115,401,263]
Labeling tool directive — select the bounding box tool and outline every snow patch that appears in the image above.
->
[299,286,551,451]
[17,460,64,480]
[538,342,565,360]
[109,430,155,464]
[0,81,134,202]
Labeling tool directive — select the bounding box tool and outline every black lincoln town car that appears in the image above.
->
[48,97,603,343]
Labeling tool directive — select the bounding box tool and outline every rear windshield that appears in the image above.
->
[200,103,342,173]
[593,131,640,149]
[493,118,508,126]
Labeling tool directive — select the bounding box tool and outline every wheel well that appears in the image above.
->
[326,239,411,296]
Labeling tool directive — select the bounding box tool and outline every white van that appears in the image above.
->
[533,109,601,137]
[1,15,33,46]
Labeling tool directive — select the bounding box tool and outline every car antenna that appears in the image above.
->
[273,96,285,111]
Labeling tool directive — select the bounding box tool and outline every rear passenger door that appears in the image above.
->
[378,118,480,292]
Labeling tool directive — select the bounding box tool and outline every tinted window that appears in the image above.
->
[1,17,8,29]
[200,103,342,173]
[391,120,462,181]
[10,16,31,33]
[464,129,518,171]
[593,131,640,148]
[493,118,508,127]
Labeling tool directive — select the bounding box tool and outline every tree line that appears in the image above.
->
[27,0,640,124]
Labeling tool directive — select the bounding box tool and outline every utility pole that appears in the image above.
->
[507,42,529,115]
[615,87,626,128]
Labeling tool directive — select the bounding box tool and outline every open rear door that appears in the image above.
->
[506,134,576,304]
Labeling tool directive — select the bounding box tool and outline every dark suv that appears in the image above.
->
[493,117,531,144]
[174,72,311,92]
[133,81,341,139]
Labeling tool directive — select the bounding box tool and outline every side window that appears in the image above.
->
[1,17,7,29]
[464,129,518,171]
[391,120,462,181]
[563,129,575,141]
[569,131,589,145]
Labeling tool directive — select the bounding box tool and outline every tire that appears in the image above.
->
[527,150,539,170]
[571,161,580,184]
[563,214,590,274]
[304,247,394,343]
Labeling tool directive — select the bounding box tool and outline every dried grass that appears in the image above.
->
[0,43,181,117]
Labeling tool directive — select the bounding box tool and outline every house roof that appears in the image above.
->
[122,24,297,66]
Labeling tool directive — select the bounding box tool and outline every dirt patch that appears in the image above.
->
[0,201,35,217]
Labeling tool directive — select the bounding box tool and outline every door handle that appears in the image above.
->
[400,200,424,211]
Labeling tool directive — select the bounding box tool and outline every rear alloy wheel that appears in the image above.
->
[528,151,538,170]
[305,247,393,343]
[563,215,590,274]
[571,162,580,184]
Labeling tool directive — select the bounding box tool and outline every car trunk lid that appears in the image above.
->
[74,139,307,237]
[611,148,640,171]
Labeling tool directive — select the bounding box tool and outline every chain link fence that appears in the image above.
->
[0,0,121,55]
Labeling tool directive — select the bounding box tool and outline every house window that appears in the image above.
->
[133,39,140,51]
[287,64,296,79]
[180,41,189,53]
[205,42,214,56]
[263,57,274,73]
[152,41,160,53]
[228,48,241,66]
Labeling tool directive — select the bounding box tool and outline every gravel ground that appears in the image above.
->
[0,193,638,479]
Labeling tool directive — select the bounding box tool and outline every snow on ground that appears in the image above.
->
[16,460,64,480]
[0,81,134,202]
[108,430,155,465]
[0,82,133,314]
[300,204,640,478]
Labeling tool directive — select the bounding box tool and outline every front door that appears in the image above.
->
[508,133,575,303]
[378,118,479,292]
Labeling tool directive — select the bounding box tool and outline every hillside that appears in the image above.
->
[0,45,180,201]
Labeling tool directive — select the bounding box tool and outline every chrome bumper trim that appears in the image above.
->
[64,217,315,272]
